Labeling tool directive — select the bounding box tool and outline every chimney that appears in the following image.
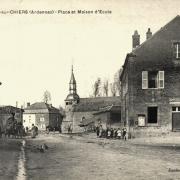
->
[146,28,152,40]
[27,102,30,107]
[132,30,140,50]
[16,101,18,108]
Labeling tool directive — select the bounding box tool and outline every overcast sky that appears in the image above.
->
[0,0,180,108]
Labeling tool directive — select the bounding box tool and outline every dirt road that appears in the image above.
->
[0,139,21,180]
[25,134,180,180]
[1,134,180,180]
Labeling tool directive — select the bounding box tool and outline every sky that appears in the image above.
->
[0,0,180,108]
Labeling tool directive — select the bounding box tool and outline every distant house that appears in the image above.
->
[120,15,180,137]
[23,102,63,130]
[62,66,121,133]
[0,106,23,130]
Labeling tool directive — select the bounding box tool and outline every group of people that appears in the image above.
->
[96,126,127,140]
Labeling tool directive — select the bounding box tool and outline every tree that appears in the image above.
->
[103,79,109,97]
[92,78,101,97]
[43,90,51,104]
[110,69,122,96]
[110,82,117,96]
[59,105,65,117]
[113,69,122,96]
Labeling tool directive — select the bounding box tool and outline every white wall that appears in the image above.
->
[23,114,36,129]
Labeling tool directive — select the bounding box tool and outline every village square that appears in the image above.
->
[1,1,180,180]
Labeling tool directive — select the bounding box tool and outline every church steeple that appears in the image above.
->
[69,65,77,94]
[65,66,80,106]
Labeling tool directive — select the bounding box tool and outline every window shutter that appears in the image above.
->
[142,71,148,89]
[158,71,164,88]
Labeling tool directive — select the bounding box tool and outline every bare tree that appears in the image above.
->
[111,69,122,96]
[110,82,117,96]
[43,90,51,104]
[103,79,109,97]
[92,78,101,97]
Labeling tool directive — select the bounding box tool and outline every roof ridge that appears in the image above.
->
[132,15,180,53]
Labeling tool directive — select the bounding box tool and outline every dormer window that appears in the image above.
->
[173,42,180,59]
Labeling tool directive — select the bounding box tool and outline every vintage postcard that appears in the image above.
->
[0,0,180,180]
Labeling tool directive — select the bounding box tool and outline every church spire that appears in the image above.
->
[65,65,80,105]
[69,65,77,94]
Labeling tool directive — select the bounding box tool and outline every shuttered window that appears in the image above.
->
[158,71,164,88]
[173,42,180,59]
[142,71,148,89]
[142,71,164,89]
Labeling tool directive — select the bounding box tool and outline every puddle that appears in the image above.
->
[16,140,27,180]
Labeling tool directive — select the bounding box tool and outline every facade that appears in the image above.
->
[62,66,121,133]
[23,102,62,130]
[93,105,121,129]
[120,15,180,137]
[0,106,23,131]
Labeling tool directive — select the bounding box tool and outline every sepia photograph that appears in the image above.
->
[0,0,180,179]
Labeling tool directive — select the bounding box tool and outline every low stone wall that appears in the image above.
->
[130,126,171,138]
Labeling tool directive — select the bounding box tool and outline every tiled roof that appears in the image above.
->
[94,105,121,115]
[73,96,121,112]
[0,106,23,114]
[121,15,180,80]
[24,102,60,113]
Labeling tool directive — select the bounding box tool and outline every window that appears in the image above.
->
[148,107,158,124]
[142,71,164,89]
[172,107,180,112]
[173,42,180,59]
[172,107,177,112]
[148,71,158,88]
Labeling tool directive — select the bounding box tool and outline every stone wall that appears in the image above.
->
[72,111,96,133]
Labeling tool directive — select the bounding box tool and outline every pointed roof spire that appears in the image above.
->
[65,65,80,103]
[70,65,76,84]
[72,64,73,72]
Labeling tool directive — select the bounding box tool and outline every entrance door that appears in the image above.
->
[172,107,180,131]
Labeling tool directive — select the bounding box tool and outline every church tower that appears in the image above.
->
[65,66,80,106]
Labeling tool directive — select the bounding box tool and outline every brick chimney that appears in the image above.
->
[27,102,30,107]
[146,28,152,40]
[132,30,140,50]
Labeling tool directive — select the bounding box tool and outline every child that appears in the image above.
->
[117,128,121,139]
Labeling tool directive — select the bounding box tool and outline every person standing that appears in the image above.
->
[31,124,36,138]
[117,128,121,139]
[99,125,103,138]
[123,128,127,141]
[96,126,100,137]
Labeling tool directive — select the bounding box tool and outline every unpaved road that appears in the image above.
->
[1,134,180,180]
[0,139,21,180]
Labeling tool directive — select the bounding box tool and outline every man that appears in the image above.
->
[35,125,38,136]
[31,124,36,138]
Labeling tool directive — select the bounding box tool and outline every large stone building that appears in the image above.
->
[23,102,63,130]
[120,15,180,137]
[62,67,121,133]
